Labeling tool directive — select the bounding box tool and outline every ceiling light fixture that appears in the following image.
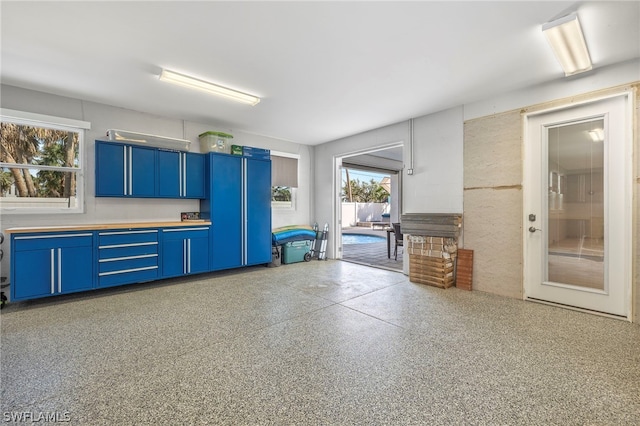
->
[159,69,260,106]
[542,12,592,76]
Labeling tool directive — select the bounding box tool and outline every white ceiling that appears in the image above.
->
[1,1,639,145]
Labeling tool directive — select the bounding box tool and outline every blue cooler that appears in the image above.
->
[282,240,312,264]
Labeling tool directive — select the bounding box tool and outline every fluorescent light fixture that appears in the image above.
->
[106,129,191,151]
[159,69,260,106]
[542,12,592,76]
[588,128,604,142]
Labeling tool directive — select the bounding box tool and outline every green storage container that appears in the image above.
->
[199,131,233,153]
[282,240,312,264]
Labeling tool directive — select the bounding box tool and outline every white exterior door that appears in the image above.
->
[523,94,632,318]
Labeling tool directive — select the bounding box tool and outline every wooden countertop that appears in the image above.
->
[4,220,211,234]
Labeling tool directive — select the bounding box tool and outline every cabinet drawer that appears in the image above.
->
[98,267,158,288]
[99,243,158,260]
[161,227,209,241]
[99,255,158,274]
[13,233,93,251]
[98,229,159,246]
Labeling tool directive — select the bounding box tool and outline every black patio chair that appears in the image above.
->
[392,222,403,260]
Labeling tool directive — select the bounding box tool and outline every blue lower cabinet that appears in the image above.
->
[11,232,94,301]
[10,224,213,302]
[97,229,159,288]
[161,227,210,278]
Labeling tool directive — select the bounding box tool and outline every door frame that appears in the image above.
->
[332,142,404,260]
[522,90,634,321]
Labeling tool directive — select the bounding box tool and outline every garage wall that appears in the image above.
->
[463,82,639,323]
[313,106,464,260]
[463,110,523,298]
[0,85,313,276]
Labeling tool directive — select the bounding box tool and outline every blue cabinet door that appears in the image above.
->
[13,248,54,300]
[209,154,243,270]
[95,142,157,197]
[130,146,156,197]
[245,158,272,265]
[162,238,185,278]
[185,153,205,198]
[157,151,204,198]
[59,246,94,293]
[96,142,126,196]
[161,227,210,277]
[157,150,181,198]
[189,235,210,274]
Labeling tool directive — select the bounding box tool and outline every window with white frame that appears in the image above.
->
[0,109,90,213]
[271,152,299,209]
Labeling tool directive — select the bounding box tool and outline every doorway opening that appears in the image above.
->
[334,144,403,272]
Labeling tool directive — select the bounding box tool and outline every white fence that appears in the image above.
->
[342,202,389,227]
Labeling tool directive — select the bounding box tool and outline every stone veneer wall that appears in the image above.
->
[464,83,639,323]
[463,111,523,298]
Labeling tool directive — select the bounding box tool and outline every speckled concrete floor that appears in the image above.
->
[1,260,639,425]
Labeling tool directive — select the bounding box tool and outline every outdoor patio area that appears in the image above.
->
[341,226,403,272]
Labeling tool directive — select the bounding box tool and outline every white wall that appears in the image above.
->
[0,85,313,274]
[464,59,640,120]
[404,107,464,214]
[314,121,407,259]
[314,105,464,259]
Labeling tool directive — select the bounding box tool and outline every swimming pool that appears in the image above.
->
[342,233,386,244]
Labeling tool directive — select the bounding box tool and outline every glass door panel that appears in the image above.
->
[546,119,604,290]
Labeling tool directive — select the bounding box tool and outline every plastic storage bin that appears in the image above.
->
[199,131,233,154]
[282,241,311,264]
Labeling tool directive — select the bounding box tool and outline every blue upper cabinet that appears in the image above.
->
[184,153,205,198]
[157,150,181,197]
[95,141,126,196]
[96,141,156,197]
[157,150,205,199]
[130,146,156,197]
[96,141,204,199]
